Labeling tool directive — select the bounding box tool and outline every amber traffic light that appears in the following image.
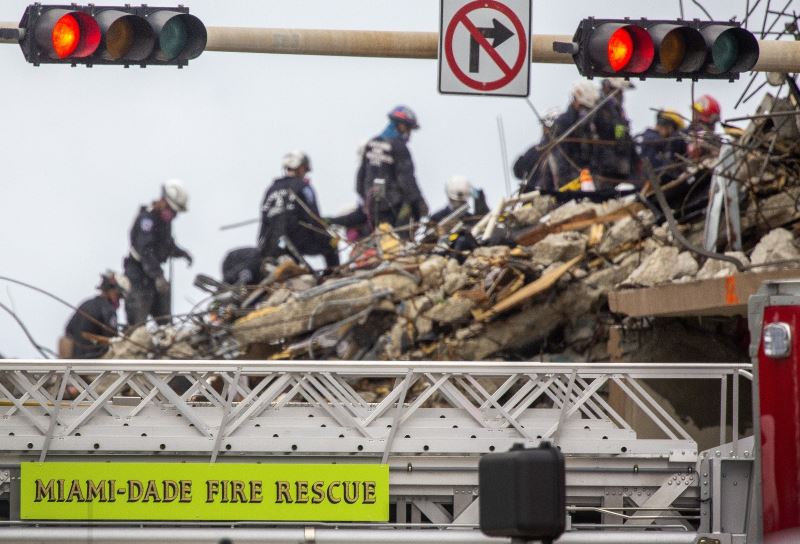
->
[569,18,759,80]
[18,4,206,67]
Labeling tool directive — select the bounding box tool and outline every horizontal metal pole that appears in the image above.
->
[0,359,753,377]
[205,26,573,64]
[2,21,799,71]
[0,527,701,543]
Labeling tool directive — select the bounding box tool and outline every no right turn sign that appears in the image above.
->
[439,0,531,97]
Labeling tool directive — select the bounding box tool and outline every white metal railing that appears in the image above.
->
[0,360,751,461]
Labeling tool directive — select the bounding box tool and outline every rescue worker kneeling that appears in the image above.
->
[59,271,129,359]
[258,151,340,270]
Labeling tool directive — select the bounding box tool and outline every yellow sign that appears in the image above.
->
[21,462,389,521]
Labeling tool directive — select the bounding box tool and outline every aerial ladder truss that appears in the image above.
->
[0,359,755,543]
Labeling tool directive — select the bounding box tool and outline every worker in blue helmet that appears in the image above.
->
[355,106,429,230]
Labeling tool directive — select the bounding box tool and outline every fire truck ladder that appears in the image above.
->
[0,360,755,543]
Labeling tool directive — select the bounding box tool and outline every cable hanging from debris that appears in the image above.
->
[0,299,56,359]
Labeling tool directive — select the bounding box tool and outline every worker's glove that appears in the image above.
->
[397,203,413,222]
[155,276,170,296]
[175,248,193,267]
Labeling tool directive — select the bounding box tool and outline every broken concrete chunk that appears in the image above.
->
[675,252,699,278]
[419,255,448,289]
[597,216,645,254]
[425,297,476,324]
[750,228,800,267]
[621,246,684,287]
[531,231,587,265]
[264,287,292,307]
[510,205,545,226]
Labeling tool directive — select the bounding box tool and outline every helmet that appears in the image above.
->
[657,109,686,130]
[445,175,472,204]
[693,95,721,125]
[388,106,420,129]
[282,150,312,172]
[603,77,635,91]
[542,107,561,129]
[571,80,600,109]
[162,179,188,213]
[98,270,130,296]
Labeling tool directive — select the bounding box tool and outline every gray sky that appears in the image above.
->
[0,0,776,358]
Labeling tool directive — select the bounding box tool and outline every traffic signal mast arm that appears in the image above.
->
[0,21,799,73]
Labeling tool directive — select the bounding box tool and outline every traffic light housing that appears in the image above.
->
[18,4,207,67]
[569,18,759,80]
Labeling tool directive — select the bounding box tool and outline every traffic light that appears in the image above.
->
[568,18,759,80]
[18,4,207,67]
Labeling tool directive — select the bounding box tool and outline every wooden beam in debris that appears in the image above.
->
[475,254,583,322]
[608,268,800,318]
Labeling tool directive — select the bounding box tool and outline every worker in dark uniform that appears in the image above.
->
[356,106,429,230]
[59,272,129,359]
[258,151,340,270]
[221,247,264,286]
[430,176,489,227]
[639,109,688,183]
[550,81,602,187]
[513,107,561,192]
[123,179,192,328]
[594,78,640,185]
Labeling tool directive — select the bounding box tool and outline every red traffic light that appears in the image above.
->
[588,23,654,74]
[35,9,100,59]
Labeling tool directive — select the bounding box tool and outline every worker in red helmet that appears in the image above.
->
[688,94,722,160]
[355,106,429,230]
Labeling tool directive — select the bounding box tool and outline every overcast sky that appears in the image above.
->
[0,0,779,358]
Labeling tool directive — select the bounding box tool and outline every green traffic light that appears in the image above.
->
[159,16,188,60]
[711,30,739,73]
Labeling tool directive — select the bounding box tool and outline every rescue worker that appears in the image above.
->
[688,94,722,161]
[258,151,340,270]
[356,106,429,229]
[639,109,688,183]
[513,107,561,192]
[595,78,639,184]
[124,180,192,327]
[430,176,490,227]
[59,272,129,359]
[550,81,602,187]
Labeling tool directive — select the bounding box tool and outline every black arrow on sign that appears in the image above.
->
[469,18,514,73]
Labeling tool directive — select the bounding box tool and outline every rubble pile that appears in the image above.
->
[105,93,800,362]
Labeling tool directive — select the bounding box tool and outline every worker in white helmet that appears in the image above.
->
[123,179,192,327]
[429,175,489,226]
[258,151,340,270]
[547,80,602,188]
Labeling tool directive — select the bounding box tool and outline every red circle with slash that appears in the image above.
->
[444,0,528,91]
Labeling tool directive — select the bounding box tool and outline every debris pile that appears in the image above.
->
[105,93,800,362]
